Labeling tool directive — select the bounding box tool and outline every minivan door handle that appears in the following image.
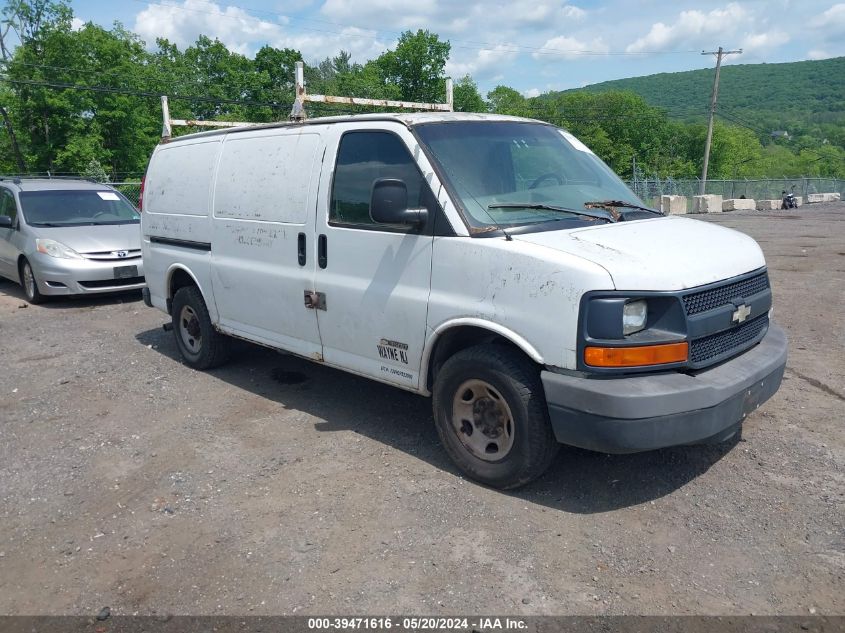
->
[297,232,306,266]
[317,234,327,269]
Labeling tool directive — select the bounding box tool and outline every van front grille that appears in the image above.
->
[682,272,770,316]
[689,313,769,366]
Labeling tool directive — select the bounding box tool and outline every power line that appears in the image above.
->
[0,74,288,109]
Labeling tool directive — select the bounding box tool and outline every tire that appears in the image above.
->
[19,259,45,304]
[432,344,559,489]
[171,286,231,369]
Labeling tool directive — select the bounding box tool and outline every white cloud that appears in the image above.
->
[807,3,845,41]
[532,35,609,60]
[807,48,833,59]
[320,0,585,32]
[523,87,541,97]
[740,29,789,55]
[133,0,284,54]
[278,27,391,63]
[320,0,438,30]
[446,45,519,80]
[71,17,85,31]
[626,3,748,52]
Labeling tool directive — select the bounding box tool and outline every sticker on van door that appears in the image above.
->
[377,338,409,364]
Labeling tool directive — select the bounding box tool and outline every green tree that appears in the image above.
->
[453,75,486,113]
[487,85,530,117]
[375,30,450,103]
[248,44,301,120]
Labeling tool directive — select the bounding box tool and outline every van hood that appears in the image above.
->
[30,223,142,254]
[512,216,766,291]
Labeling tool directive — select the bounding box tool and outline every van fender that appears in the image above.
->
[420,317,544,395]
[164,264,219,322]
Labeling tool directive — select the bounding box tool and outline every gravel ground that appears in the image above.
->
[0,202,843,616]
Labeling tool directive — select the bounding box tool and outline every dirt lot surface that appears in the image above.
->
[0,203,843,617]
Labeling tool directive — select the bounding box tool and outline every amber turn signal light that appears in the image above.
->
[584,342,689,367]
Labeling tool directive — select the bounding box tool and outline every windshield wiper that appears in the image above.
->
[487,202,613,223]
[584,200,663,218]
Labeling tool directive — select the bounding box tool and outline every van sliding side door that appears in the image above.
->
[311,125,435,390]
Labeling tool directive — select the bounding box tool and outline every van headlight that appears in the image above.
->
[36,238,83,259]
[623,299,648,335]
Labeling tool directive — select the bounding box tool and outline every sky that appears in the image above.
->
[66,0,845,97]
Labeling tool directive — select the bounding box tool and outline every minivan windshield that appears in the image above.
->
[19,189,139,227]
[415,121,648,230]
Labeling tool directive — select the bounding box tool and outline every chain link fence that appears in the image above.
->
[113,177,845,210]
[4,176,842,211]
[628,177,845,203]
[110,182,142,207]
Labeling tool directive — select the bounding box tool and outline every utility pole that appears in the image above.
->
[700,46,742,194]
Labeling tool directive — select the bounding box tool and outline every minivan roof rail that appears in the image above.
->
[0,175,100,183]
[160,61,453,140]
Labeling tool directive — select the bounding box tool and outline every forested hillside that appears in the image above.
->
[555,57,845,150]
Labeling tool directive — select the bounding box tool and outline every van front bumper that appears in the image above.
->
[542,323,787,453]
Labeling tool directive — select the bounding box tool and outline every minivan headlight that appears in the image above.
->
[623,299,648,335]
[36,238,83,259]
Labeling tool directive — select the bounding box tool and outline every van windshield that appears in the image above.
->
[414,121,646,230]
[19,189,139,227]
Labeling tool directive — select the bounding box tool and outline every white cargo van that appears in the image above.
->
[141,113,787,489]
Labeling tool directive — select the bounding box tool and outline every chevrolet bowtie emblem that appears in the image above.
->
[732,303,751,324]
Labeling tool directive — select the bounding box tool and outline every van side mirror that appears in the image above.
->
[370,179,428,227]
[0,216,12,229]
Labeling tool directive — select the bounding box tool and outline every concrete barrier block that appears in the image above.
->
[795,196,803,206]
[692,194,723,213]
[807,193,827,203]
[722,198,756,211]
[827,192,841,202]
[756,199,780,210]
[661,195,687,215]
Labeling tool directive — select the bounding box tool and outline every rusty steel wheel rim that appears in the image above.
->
[451,378,515,461]
[178,305,202,355]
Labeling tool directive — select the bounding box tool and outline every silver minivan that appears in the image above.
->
[0,178,145,303]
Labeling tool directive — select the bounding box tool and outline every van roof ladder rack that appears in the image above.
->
[160,61,454,139]
[289,61,453,122]
[160,96,254,141]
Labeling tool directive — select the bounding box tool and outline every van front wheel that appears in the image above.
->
[171,286,231,369]
[432,345,559,489]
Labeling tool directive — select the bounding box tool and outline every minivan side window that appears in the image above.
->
[0,188,16,224]
[330,131,424,227]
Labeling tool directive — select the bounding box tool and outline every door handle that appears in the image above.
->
[318,234,327,269]
[297,232,306,266]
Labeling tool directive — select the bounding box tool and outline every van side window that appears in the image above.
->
[0,188,16,223]
[330,131,424,226]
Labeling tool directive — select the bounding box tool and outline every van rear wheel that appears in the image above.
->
[171,286,231,369]
[432,344,559,489]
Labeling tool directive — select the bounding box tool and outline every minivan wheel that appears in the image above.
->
[171,286,231,369]
[432,344,559,489]
[20,259,45,304]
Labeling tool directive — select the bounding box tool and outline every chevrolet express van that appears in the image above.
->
[141,113,787,489]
